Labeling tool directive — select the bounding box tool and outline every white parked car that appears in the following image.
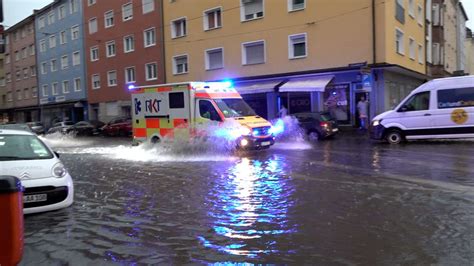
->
[0,129,74,214]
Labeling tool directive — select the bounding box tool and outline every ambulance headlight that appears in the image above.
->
[372,120,381,126]
[240,138,249,147]
[239,127,251,136]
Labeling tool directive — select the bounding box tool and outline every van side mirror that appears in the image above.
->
[54,151,60,158]
[398,105,409,112]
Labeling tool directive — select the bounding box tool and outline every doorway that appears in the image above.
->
[354,91,370,128]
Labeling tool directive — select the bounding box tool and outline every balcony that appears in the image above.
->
[395,2,405,24]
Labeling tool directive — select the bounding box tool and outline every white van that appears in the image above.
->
[370,75,474,144]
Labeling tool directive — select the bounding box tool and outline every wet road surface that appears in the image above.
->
[20,131,474,265]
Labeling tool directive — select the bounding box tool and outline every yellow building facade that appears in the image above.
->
[163,0,427,123]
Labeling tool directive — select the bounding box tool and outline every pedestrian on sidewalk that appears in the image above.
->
[279,104,288,118]
[357,96,369,130]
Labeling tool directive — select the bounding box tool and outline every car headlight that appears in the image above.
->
[372,120,381,126]
[239,127,251,136]
[52,162,67,178]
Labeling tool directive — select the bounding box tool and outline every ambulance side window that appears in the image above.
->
[199,100,221,121]
[169,92,185,109]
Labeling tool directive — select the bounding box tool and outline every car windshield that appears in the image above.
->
[319,113,332,122]
[214,99,256,118]
[0,134,53,161]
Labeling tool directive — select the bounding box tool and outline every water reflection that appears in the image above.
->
[199,156,296,258]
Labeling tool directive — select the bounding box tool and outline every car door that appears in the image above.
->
[395,91,434,137]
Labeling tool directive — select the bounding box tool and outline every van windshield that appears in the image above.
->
[0,135,53,161]
[214,99,256,118]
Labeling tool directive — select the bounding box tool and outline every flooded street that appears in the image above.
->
[20,132,474,265]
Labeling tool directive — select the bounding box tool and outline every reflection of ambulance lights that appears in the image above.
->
[128,84,136,90]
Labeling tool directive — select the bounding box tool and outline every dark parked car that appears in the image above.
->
[293,112,339,141]
[70,120,105,136]
[47,121,75,134]
[26,121,45,135]
[102,117,132,136]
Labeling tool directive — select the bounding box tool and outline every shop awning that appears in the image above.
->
[234,80,282,95]
[279,75,334,92]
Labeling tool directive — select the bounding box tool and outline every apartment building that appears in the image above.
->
[0,52,5,122]
[1,15,39,123]
[83,0,165,122]
[430,0,468,77]
[35,0,88,127]
[163,0,427,125]
[465,28,474,75]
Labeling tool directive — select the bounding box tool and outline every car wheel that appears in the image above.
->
[308,130,320,141]
[386,129,404,144]
[150,136,161,144]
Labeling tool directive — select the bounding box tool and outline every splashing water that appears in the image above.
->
[270,116,312,150]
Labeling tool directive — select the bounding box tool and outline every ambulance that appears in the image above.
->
[130,81,276,149]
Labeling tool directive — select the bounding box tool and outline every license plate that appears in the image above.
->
[24,194,47,203]
[261,141,271,146]
[332,128,339,132]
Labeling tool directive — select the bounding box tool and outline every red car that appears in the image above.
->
[101,117,132,137]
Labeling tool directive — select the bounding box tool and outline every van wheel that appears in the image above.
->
[150,136,160,144]
[308,130,320,141]
[386,130,404,144]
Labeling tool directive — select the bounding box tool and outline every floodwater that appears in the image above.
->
[20,131,474,265]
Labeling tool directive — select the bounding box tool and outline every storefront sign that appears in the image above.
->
[362,74,372,91]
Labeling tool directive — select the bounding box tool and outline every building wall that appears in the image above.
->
[465,37,474,75]
[35,0,87,106]
[456,2,467,71]
[83,0,165,122]
[443,0,457,74]
[384,0,426,74]
[163,0,391,83]
[3,16,39,122]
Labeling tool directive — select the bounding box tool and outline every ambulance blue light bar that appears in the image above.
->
[128,84,136,90]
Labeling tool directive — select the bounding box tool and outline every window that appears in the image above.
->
[73,51,80,65]
[71,25,79,40]
[409,38,415,59]
[21,28,26,38]
[241,0,264,21]
[289,33,307,58]
[88,0,96,6]
[92,74,100,89]
[40,39,46,52]
[396,0,405,24]
[199,100,221,121]
[29,44,35,55]
[123,35,135,53]
[0,78,4,87]
[418,44,423,64]
[74,78,81,91]
[6,73,11,83]
[15,51,19,61]
[169,92,185,109]
[61,55,69,69]
[51,59,58,72]
[205,48,223,70]
[142,0,155,14]
[52,82,59,95]
[48,11,55,24]
[144,28,156,47]
[400,92,430,111]
[396,29,404,55]
[15,70,20,80]
[408,0,415,18]
[417,5,423,25]
[125,67,136,82]
[288,0,305,12]
[89,18,98,34]
[39,16,46,29]
[432,4,440,26]
[7,92,12,102]
[30,66,36,76]
[59,5,66,19]
[23,88,29,99]
[42,85,48,96]
[17,90,22,100]
[204,8,222,30]
[122,2,133,21]
[107,71,117,86]
[70,0,79,13]
[173,55,188,74]
[23,68,28,79]
[171,18,186,38]
[21,48,27,59]
[41,62,47,74]
[242,40,265,65]
[433,43,440,65]
[60,31,67,44]
[106,41,116,57]
[5,54,10,64]
[62,81,70,93]
[145,63,157,80]
[32,87,37,98]
[49,35,56,48]
[438,88,474,109]
[105,10,114,28]
[90,46,99,61]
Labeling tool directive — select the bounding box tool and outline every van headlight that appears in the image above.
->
[372,120,381,126]
[52,162,67,178]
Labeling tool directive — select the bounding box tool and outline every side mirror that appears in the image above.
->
[398,105,409,112]
[54,151,60,158]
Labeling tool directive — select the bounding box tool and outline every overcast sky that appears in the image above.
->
[3,0,474,30]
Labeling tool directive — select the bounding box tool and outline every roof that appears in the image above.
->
[0,129,34,136]
[5,14,35,32]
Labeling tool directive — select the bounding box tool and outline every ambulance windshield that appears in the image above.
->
[214,99,256,118]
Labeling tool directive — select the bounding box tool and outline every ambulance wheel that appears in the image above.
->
[151,136,161,144]
[385,129,404,144]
